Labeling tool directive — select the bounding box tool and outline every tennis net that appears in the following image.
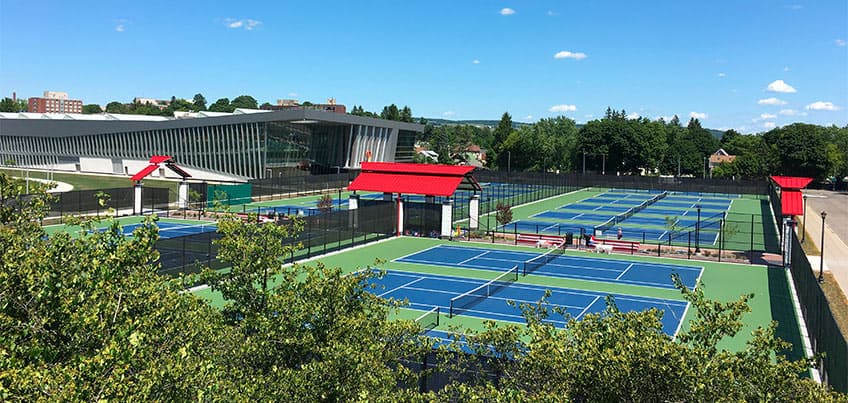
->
[523,242,566,276]
[449,265,519,318]
[414,306,440,332]
[157,224,218,239]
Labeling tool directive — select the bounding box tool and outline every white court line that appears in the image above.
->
[671,301,690,341]
[379,277,425,297]
[616,263,634,280]
[575,296,601,320]
[457,250,490,265]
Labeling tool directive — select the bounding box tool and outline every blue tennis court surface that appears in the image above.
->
[370,270,688,336]
[394,244,702,289]
[113,222,217,239]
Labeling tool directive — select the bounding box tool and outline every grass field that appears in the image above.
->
[191,235,804,357]
[1,168,180,196]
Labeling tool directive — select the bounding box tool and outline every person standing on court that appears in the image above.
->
[617,227,623,240]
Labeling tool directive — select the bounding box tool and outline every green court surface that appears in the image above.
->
[42,215,211,238]
[191,236,804,357]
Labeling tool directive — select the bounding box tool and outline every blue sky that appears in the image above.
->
[1,1,846,132]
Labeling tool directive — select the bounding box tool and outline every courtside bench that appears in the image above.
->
[590,236,640,254]
[517,233,565,248]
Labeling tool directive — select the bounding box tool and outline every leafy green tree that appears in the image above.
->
[192,93,207,111]
[399,105,413,123]
[495,202,513,226]
[82,104,103,114]
[721,129,741,145]
[260,102,272,109]
[380,104,400,121]
[0,97,26,112]
[492,112,515,169]
[230,95,258,110]
[763,123,830,179]
[105,101,129,114]
[208,97,232,112]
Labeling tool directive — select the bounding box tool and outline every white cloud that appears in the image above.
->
[805,101,840,111]
[766,79,797,93]
[760,113,777,120]
[758,97,787,106]
[584,114,594,119]
[626,112,640,119]
[225,18,262,30]
[554,51,587,60]
[549,104,577,113]
[472,59,480,64]
[779,109,806,116]
[689,111,707,119]
[523,115,533,121]
[785,4,803,10]
[287,92,298,97]
[717,72,726,77]
[763,122,776,129]
[500,8,515,15]
[836,39,847,47]
[442,111,456,117]
[115,24,125,32]
[546,10,556,16]
[783,66,790,72]
[655,115,673,121]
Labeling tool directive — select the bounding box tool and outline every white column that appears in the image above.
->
[397,197,404,236]
[441,199,453,239]
[178,180,189,209]
[133,183,143,215]
[348,194,359,229]
[469,194,480,230]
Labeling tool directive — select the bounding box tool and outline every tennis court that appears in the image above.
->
[369,269,689,336]
[394,244,702,289]
[111,221,217,239]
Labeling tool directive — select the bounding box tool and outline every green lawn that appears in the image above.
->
[1,168,180,197]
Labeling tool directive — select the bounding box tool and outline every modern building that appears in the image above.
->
[0,108,422,181]
[27,91,83,114]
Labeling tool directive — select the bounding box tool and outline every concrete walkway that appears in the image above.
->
[800,190,848,297]
[12,177,75,193]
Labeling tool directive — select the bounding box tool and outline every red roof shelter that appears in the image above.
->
[348,162,481,196]
[130,155,192,182]
[348,162,481,236]
[770,175,813,216]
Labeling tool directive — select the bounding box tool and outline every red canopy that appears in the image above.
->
[129,155,192,182]
[348,162,480,197]
[770,176,813,216]
[130,164,159,181]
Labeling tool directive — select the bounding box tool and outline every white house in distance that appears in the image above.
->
[708,148,736,176]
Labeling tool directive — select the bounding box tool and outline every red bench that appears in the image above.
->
[517,233,565,248]
[590,236,639,254]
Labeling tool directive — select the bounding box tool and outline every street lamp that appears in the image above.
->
[703,156,707,179]
[801,194,808,243]
[582,150,587,175]
[694,204,702,254]
[819,211,827,283]
[602,153,606,175]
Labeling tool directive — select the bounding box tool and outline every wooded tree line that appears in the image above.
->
[1,176,844,401]
[425,108,847,181]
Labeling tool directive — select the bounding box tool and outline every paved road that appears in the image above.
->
[802,189,848,296]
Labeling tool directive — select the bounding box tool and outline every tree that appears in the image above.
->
[492,112,515,169]
[192,93,207,111]
[763,123,830,179]
[316,194,334,213]
[399,106,413,123]
[260,102,272,109]
[0,97,25,112]
[208,97,232,112]
[380,104,400,121]
[721,129,741,146]
[105,101,129,114]
[230,95,258,110]
[495,202,513,226]
[82,104,103,114]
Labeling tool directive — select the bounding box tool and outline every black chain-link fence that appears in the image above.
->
[46,187,171,218]
[789,231,848,393]
[155,201,396,279]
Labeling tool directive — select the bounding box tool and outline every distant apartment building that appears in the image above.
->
[28,91,83,114]
[133,97,171,110]
[260,98,346,114]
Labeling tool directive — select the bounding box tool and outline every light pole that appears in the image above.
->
[602,153,606,175]
[819,211,827,283]
[507,151,511,176]
[582,150,587,175]
[801,194,808,243]
[703,156,707,179]
[694,204,702,254]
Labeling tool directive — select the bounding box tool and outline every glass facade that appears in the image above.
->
[0,115,421,179]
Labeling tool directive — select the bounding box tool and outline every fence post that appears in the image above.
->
[750,214,755,255]
[688,232,691,259]
[718,218,723,262]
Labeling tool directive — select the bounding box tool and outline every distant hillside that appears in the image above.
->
[425,117,726,138]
